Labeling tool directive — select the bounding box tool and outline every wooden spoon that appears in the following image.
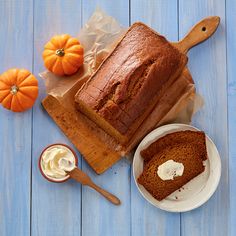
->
[68,167,121,205]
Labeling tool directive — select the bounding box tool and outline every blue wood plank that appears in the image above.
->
[0,0,232,235]
[0,0,33,235]
[226,0,236,235]
[31,1,82,236]
[81,2,131,236]
[82,0,129,27]
[130,1,180,236]
[178,1,229,235]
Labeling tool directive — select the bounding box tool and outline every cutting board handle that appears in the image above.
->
[173,16,220,54]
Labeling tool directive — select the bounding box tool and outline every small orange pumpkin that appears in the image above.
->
[42,34,84,76]
[0,68,38,112]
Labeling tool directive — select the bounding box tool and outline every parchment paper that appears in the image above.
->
[40,8,203,159]
[40,8,126,101]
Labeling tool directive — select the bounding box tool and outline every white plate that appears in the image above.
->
[133,123,221,212]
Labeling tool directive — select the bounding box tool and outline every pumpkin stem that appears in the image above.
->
[56,48,65,57]
[11,85,19,95]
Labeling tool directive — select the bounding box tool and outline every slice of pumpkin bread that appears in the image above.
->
[138,143,205,201]
[140,130,207,163]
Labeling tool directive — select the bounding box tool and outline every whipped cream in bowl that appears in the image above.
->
[39,144,78,182]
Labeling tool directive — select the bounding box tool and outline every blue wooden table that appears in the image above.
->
[0,0,235,235]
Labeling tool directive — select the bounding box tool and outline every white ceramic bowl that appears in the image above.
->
[133,123,221,212]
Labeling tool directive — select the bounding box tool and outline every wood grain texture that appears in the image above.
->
[0,1,33,235]
[31,1,82,236]
[0,0,234,235]
[179,0,228,235]
[42,95,122,174]
[174,16,220,54]
[130,1,180,236]
[226,0,236,235]
[80,1,131,236]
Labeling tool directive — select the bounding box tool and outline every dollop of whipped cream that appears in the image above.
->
[157,160,184,181]
[41,145,76,180]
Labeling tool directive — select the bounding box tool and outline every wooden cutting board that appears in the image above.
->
[42,16,220,174]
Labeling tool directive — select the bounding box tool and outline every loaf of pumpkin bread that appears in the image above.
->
[75,22,187,144]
